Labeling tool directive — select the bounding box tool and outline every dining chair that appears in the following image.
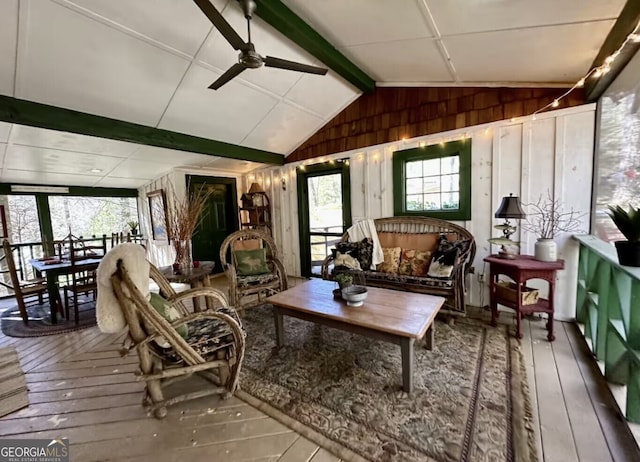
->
[0,239,48,325]
[63,239,106,324]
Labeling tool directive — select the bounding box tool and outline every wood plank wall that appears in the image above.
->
[287,87,586,163]
[250,104,596,321]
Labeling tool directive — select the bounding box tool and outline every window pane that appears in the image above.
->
[406,178,423,195]
[406,160,422,178]
[441,174,459,192]
[48,196,138,239]
[442,192,459,209]
[307,174,343,231]
[406,195,424,211]
[423,158,440,175]
[423,176,441,194]
[441,155,459,174]
[424,194,441,210]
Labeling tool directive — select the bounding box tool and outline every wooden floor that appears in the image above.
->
[0,298,639,461]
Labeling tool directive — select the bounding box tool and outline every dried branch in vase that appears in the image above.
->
[520,191,586,239]
[166,182,212,266]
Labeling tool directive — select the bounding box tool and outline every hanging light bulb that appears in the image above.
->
[630,33,640,43]
[552,99,560,108]
[576,78,585,87]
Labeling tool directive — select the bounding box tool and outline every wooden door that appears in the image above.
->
[189,175,238,273]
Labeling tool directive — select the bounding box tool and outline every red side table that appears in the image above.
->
[484,255,565,341]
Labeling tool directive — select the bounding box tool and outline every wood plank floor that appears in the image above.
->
[1,300,639,461]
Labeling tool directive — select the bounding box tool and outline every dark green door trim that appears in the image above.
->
[585,0,640,101]
[0,96,284,165]
[254,0,375,93]
[35,194,54,254]
[296,161,352,277]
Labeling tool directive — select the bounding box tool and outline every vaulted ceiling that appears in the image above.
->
[0,0,629,188]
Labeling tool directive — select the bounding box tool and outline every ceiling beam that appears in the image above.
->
[0,96,285,165]
[253,0,376,93]
[585,0,640,101]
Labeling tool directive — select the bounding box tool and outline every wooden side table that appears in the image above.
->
[484,255,564,341]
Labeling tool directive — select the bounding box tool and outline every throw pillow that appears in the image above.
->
[333,252,362,270]
[411,249,432,276]
[234,248,269,275]
[148,292,188,348]
[398,249,415,275]
[427,259,455,278]
[335,238,373,270]
[376,247,402,274]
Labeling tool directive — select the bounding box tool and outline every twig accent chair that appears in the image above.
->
[110,260,245,418]
[1,239,48,325]
[219,229,288,309]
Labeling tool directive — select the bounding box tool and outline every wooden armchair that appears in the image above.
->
[219,229,288,309]
[110,260,245,418]
[0,239,48,325]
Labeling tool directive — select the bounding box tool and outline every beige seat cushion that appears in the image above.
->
[232,239,262,251]
[377,232,456,252]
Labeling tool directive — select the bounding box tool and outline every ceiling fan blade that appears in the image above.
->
[264,56,328,75]
[193,0,248,51]
[208,63,246,90]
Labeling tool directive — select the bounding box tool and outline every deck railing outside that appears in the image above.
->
[310,225,343,275]
[574,234,640,423]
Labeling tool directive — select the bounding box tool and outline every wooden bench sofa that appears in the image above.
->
[321,216,476,317]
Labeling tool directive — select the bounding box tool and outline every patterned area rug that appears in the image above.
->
[0,346,28,417]
[0,299,96,337]
[239,305,538,462]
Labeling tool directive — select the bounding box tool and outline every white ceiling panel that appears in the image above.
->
[10,125,137,157]
[427,0,626,35]
[204,158,263,172]
[197,3,321,96]
[242,102,323,154]
[107,159,175,180]
[0,143,7,166]
[0,123,12,143]
[158,64,278,144]
[93,176,150,188]
[4,144,124,175]
[445,21,617,83]
[283,0,433,47]
[0,0,18,96]
[2,169,100,187]
[16,0,191,126]
[344,38,452,83]
[285,71,359,118]
[130,145,217,167]
[65,0,217,57]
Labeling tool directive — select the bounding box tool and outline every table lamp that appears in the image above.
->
[488,193,526,259]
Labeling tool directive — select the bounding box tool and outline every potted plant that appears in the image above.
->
[607,204,640,267]
[334,273,353,290]
[127,220,139,235]
[521,192,584,262]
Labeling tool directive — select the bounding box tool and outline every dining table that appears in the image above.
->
[29,256,102,324]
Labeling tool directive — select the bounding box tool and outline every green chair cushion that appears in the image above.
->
[234,248,270,276]
[149,292,188,340]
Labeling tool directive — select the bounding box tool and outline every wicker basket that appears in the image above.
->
[495,281,539,305]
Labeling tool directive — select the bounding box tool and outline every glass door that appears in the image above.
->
[297,162,351,277]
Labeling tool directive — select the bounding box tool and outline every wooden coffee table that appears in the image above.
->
[265,279,444,392]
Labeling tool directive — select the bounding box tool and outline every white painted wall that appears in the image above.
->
[138,168,244,268]
[250,104,596,320]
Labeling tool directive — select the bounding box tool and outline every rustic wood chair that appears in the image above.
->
[63,238,106,324]
[0,239,48,325]
[110,260,245,418]
[219,229,288,309]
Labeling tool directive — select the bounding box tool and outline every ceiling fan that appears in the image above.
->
[193,0,329,90]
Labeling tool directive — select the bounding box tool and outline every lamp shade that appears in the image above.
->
[495,194,525,219]
[248,182,263,193]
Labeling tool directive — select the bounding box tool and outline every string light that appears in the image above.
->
[533,20,640,116]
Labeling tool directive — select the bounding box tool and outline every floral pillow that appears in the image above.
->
[376,247,402,274]
[398,249,433,276]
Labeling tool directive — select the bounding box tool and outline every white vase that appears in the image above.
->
[534,238,557,262]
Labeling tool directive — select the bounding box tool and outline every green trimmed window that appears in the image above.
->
[393,140,471,220]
